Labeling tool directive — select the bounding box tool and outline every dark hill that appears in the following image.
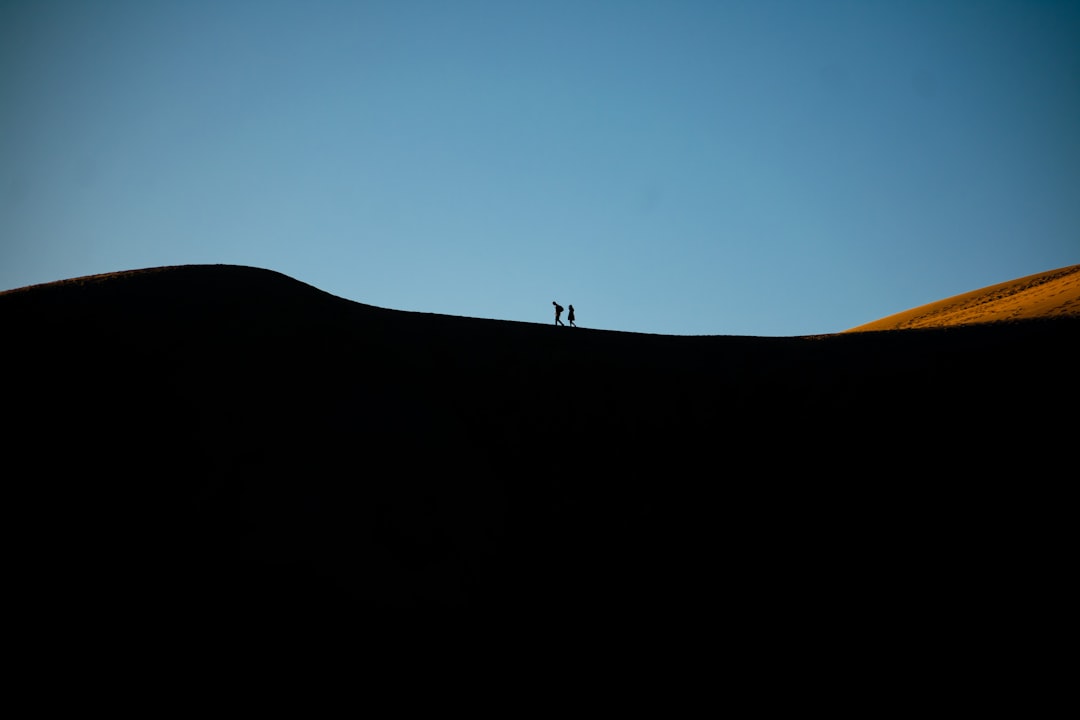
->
[4,264,1075,641]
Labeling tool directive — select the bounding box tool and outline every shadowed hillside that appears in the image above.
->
[4,264,1076,640]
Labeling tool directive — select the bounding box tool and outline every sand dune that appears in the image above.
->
[844,263,1080,331]
[3,262,1076,636]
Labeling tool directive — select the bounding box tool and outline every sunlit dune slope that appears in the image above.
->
[844,263,1080,332]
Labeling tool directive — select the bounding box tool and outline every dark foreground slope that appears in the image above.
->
[3,265,1075,638]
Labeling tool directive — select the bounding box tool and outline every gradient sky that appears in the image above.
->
[3,0,1078,336]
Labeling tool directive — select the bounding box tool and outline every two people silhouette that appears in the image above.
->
[553,301,576,327]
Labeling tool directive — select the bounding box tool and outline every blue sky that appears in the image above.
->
[2,0,1078,336]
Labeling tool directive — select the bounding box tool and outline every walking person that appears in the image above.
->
[568,304,576,327]
[553,301,565,326]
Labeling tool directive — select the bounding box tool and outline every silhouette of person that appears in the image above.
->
[568,304,576,327]
[553,301,565,326]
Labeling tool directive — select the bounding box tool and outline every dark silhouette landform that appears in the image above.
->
[4,263,1076,637]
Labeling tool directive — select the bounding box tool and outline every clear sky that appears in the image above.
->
[2,0,1078,336]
